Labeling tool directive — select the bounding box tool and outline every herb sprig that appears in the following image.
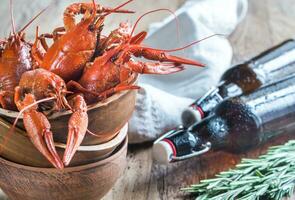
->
[182,140,295,200]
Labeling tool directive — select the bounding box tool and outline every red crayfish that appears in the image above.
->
[67,21,205,104]
[2,0,209,169]
[0,0,45,111]
[14,68,87,169]
[32,0,134,82]
[17,0,135,168]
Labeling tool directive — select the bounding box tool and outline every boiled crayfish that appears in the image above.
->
[18,0,134,168]
[32,0,134,82]
[0,1,45,110]
[0,32,31,111]
[2,0,209,169]
[14,68,88,169]
[67,21,205,104]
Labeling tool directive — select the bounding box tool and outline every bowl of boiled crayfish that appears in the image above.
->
[0,0,204,169]
[0,0,206,198]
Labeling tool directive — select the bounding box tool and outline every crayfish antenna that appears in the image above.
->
[9,0,16,36]
[91,0,135,30]
[86,129,104,138]
[19,6,49,33]
[129,8,180,43]
[162,34,226,53]
[132,34,225,57]
[91,0,97,19]
[128,9,224,53]
[102,0,135,18]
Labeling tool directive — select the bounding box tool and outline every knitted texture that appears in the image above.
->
[128,0,248,143]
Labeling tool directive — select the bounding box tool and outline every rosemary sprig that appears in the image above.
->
[182,140,295,200]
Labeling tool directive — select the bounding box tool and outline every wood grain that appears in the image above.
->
[0,138,127,200]
[102,0,295,200]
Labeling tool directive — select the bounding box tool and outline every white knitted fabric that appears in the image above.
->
[128,0,248,143]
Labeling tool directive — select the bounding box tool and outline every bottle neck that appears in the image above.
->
[220,39,295,93]
[188,83,243,119]
[248,39,295,85]
[160,114,232,159]
[250,39,295,67]
[218,81,244,98]
[166,130,204,156]
[184,39,295,127]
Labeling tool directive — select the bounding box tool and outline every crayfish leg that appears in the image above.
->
[130,31,147,45]
[31,27,47,67]
[67,80,97,96]
[98,84,140,100]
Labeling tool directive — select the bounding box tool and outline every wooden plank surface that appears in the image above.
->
[103,0,295,200]
[0,0,295,199]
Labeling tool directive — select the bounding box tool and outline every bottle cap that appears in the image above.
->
[181,107,202,128]
[152,139,176,164]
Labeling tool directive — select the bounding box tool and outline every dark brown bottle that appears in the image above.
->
[153,74,295,164]
[182,39,295,128]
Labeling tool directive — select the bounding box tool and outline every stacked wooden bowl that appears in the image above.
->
[0,85,137,200]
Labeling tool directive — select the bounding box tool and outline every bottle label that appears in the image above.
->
[221,83,244,97]
[167,130,202,156]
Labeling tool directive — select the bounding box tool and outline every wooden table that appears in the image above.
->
[0,0,294,199]
[102,0,295,199]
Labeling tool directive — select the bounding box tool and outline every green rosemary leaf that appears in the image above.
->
[238,193,257,200]
[183,140,295,200]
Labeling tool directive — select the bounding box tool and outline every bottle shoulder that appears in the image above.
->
[215,97,261,129]
[201,98,262,152]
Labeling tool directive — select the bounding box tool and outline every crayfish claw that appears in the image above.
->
[163,54,205,67]
[125,61,185,75]
[23,112,64,169]
[14,92,64,169]
[63,95,88,166]
[120,46,205,68]
[44,129,64,169]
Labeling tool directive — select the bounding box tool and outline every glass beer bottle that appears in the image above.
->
[182,39,295,128]
[153,74,295,164]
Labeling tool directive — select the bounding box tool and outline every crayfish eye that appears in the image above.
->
[22,88,32,96]
[47,84,54,90]
[111,54,119,62]
[88,24,95,32]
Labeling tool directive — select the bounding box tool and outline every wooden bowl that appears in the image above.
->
[0,75,137,145]
[0,136,127,200]
[0,115,128,167]
[56,123,128,167]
